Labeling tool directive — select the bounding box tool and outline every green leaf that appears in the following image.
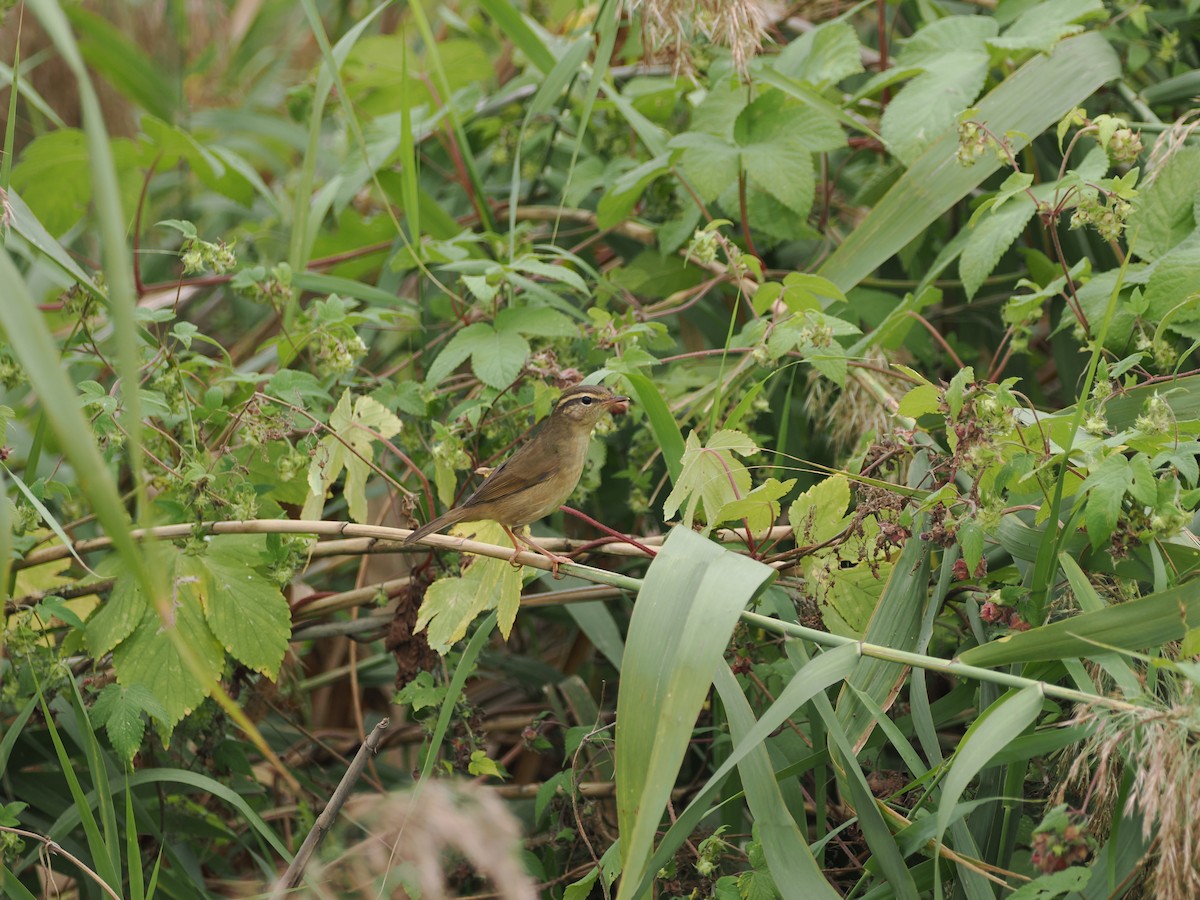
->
[988,0,1107,53]
[1127,145,1200,261]
[789,474,851,546]
[935,687,1042,844]
[303,390,402,522]
[190,537,290,678]
[819,31,1120,292]
[69,7,179,120]
[615,528,777,897]
[771,20,864,87]
[597,154,672,229]
[715,478,797,534]
[86,550,173,657]
[415,522,527,651]
[669,131,740,202]
[961,194,1038,300]
[424,322,532,390]
[959,572,1200,666]
[878,17,997,165]
[1079,453,1132,549]
[564,866,600,900]
[111,585,226,728]
[91,683,167,763]
[662,430,756,531]
[897,383,942,419]
[9,129,93,234]
[495,305,579,338]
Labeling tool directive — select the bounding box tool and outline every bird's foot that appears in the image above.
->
[503,526,572,578]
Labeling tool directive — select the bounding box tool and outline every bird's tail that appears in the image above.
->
[404,508,466,545]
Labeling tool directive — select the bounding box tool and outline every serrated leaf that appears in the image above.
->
[9,130,95,235]
[415,522,527,652]
[961,195,1038,299]
[111,587,226,728]
[1080,453,1133,549]
[471,329,530,389]
[86,549,178,656]
[715,478,796,534]
[304,390,402,522]
[789,475,851,546]
[772,20,864,86]
[188,537,289,678]
[669,131,741,202]
[662,431,756,531]
[426,322,490,386]
[897,383,943,419]
[1127,145,1200,261]
[988,0,1106,53]
[91,683,166,762]
[959,519,984,572]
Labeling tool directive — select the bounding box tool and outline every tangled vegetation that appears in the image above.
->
[4,0,1200,897]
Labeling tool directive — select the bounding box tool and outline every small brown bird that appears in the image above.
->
[404,383,631,573]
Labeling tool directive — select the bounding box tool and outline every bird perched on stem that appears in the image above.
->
[404,383,631,575]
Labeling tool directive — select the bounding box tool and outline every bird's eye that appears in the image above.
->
[580,396,593,405]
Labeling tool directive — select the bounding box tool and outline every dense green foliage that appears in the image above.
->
[4,0,1200,896]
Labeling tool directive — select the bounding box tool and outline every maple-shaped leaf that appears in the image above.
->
[662,430,756,533]
[414,521,526,652]
[303,389,402,522]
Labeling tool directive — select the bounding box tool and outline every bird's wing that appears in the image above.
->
[461,444,556,509]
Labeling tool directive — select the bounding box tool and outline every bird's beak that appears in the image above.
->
[606,395,632,416]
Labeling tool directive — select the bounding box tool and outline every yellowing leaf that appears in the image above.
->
[415,521,527,652]
[789,475,852,546]
[715,478,797,534]
[662,430,757,532]
[303,390,402,522]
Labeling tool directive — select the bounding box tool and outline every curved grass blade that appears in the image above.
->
[633,643,861,896]
[713,664,840,899]
[959,575,1200,666]
[615,527,777,896]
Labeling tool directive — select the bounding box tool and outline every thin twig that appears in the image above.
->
[271,718,390,896]
[0,826,123,900]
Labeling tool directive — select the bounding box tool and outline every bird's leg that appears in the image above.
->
[501,525,572,579]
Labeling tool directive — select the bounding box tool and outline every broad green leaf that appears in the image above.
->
[189,537,290,678]
[86,549,174,656]
[1127,145,1200,261]
[414,521,527,651]
[819,31,1120,293]
[771,20,864,87]
[111,585,226,727]
[9,129,92,234]
[897,383,942,419]
[988,0,1107,53]
[788,475,851,546]
[879,17,997,165]
[471,328,530,389]
[662,430,756,531]
[714,477,797,534]
[616,527,777,898]
[495,305,579,338]
[961,194,1038,300]
[669,131,740,202]
[91,683,167,763]
[1079,452,1132,549]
